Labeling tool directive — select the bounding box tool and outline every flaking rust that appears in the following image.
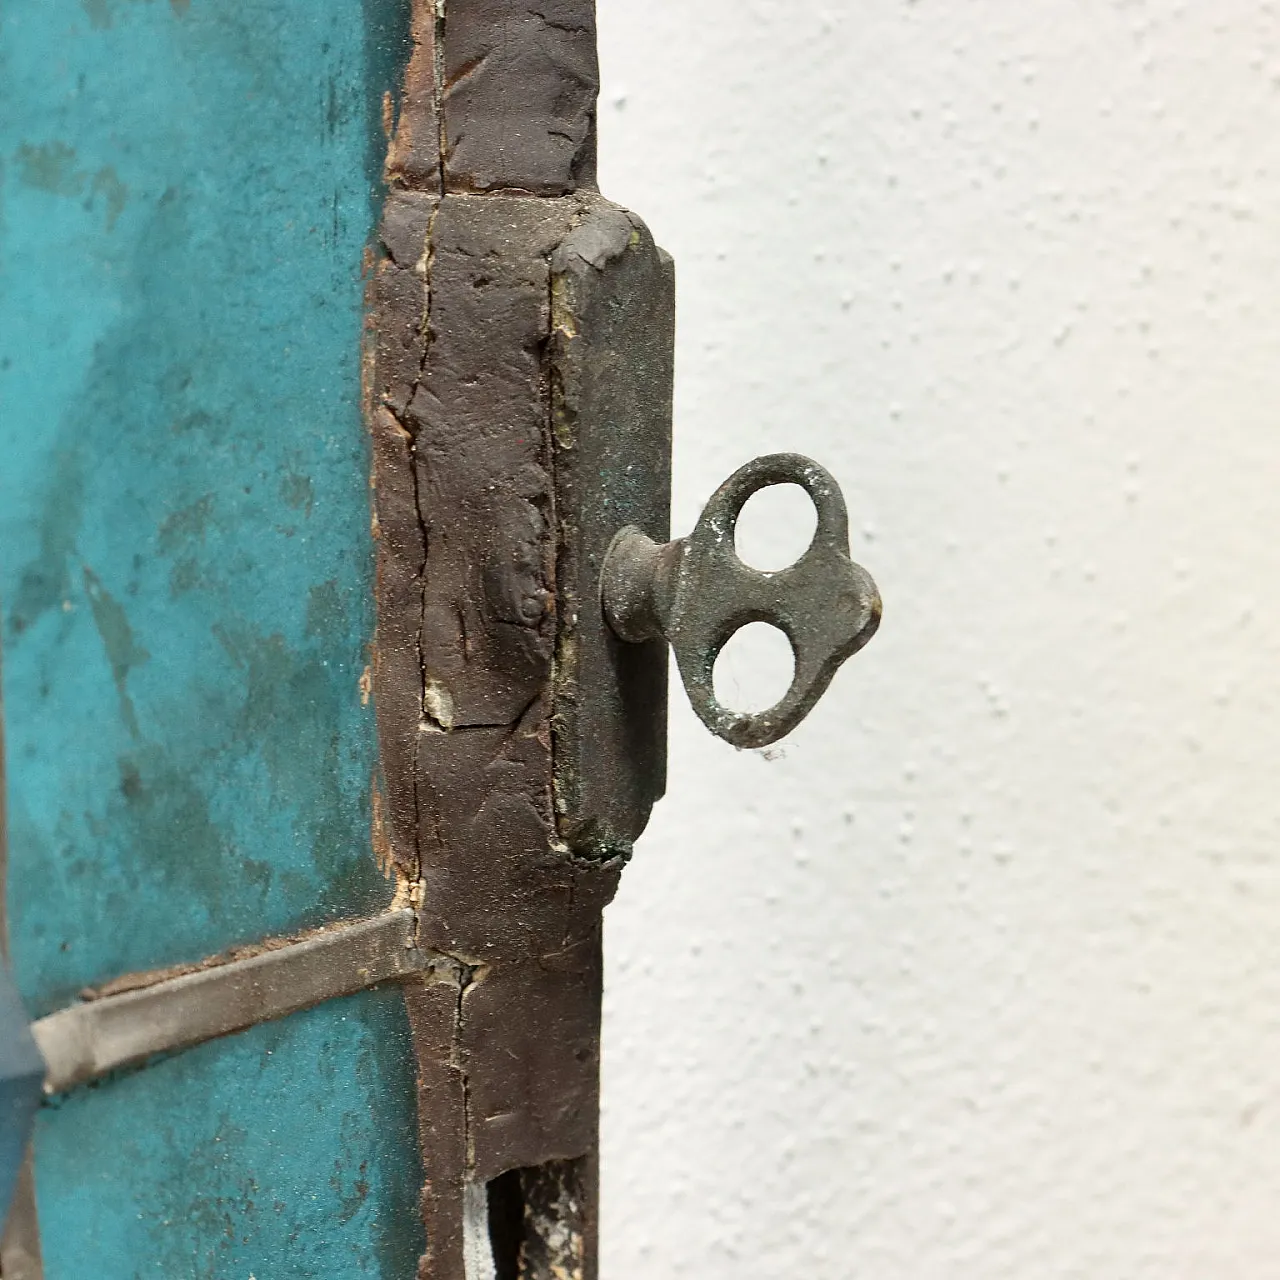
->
[366,2,664,1276]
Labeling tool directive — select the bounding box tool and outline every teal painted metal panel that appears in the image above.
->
[0,0,425,1271]
[35,989,426,1278]
[0,0,407,1006]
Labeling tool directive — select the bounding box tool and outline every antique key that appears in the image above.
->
[601,452,882,751]
[548,212,883,861]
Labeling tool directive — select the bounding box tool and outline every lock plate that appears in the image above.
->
[550,203,675,860]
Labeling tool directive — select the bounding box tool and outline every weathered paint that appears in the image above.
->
[0,0,424,1272]
[34,988,425,1279]
[33,911,430,1094]
[0,0,408,1013]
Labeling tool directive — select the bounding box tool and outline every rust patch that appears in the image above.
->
[369,4,617,1276]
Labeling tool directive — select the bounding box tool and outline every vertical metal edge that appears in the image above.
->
[1,630,8,963]
[371,5,637,1275]
[550,202,676,859]
[0,1158,41,1280]
[0,641,43,1279]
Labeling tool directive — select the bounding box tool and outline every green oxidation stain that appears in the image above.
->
[211,618,377,905]
[90,166,128,229]
[34,990,426,1278]
[280,469,316,514]
[108,746,226,907]
[81,0,191,30]
[14,142,129,230]
[8,447,85,637]
[306,578,344,637]
[15,141,82,196]
[156,493,215,554]
[82,566,151,737]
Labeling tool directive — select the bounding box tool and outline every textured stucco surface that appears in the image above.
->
[596,3,1280,1276]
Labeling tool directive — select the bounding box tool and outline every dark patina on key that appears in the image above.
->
[602,453,882,750]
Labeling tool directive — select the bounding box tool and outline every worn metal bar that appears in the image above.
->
[0,1156,41,1280]
[0,650,44,1279]
[371,5,632,1276]
[32,910,439,1095]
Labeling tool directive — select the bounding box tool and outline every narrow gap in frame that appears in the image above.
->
[486,1156,589,1280]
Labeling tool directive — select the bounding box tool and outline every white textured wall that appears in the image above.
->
[595,3,1280,1276]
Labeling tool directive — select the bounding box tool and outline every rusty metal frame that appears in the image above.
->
[2,6,880,1278]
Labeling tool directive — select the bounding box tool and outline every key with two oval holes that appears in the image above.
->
[547,208,881,861]
[601,453,881,750]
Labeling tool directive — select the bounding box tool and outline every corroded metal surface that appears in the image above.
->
[0,658,43,1280]
[386,0,599,195]
[0,964,42,1215]
[369,4,634,1275]
[0,2,431,1270]
[32,911,438,1095]
[603,454,883,749]
[550,205,675,859]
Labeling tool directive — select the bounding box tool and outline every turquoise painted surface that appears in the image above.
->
[35,988,426,1278]
[0,0,408,1013]
[0,0,427,1273]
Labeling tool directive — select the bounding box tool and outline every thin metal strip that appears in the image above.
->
[32,910,435,1095]
[0,617,40,1278]
[0,1152,42,1280]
